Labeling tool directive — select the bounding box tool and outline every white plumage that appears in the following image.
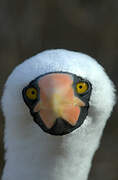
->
[1,49,116,180]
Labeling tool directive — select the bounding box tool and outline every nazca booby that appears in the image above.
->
[1,49,116,180]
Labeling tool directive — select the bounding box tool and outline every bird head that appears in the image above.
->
[2,49,116,137]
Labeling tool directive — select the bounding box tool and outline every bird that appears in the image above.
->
[1,49,116,180]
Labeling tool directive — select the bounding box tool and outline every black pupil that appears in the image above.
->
[31,91,35,95]
[79,85,83,89]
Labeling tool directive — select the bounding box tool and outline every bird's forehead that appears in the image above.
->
[7,49,101,93]
[18,51,89,84]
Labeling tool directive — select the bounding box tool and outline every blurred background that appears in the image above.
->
[0,0,118,179]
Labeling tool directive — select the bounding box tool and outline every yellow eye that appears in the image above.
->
[26,88,38,100]
[76,82,88,94]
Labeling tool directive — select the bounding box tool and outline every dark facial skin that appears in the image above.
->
[22,72,92,136]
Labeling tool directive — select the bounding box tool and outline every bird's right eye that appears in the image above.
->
[26,87,38,100]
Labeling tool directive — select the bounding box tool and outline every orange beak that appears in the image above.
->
[33,73,85,129]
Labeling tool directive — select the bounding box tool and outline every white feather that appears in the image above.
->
[1,49,116,180]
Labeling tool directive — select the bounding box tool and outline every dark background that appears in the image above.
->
[0,0,118,179]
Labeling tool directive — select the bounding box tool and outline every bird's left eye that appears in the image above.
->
[76,82,88,94]
[26,87,38,100]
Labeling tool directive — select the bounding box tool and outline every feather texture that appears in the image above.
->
[1,49,116,180]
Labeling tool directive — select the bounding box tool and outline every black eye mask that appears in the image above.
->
[22,72,92,136]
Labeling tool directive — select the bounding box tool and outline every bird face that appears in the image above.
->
[22,72,92,135]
